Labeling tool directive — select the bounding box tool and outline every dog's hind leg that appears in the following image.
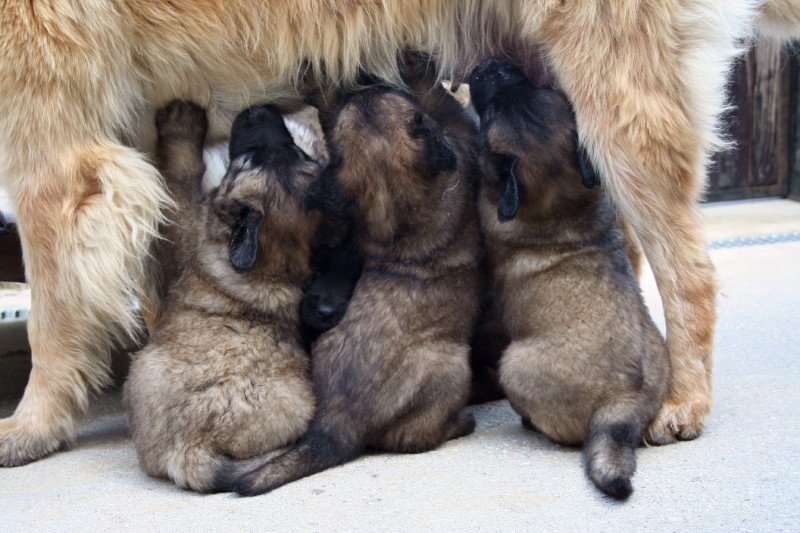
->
[537,1,754,443]
[0,144,170,466]
[377,407,476,454]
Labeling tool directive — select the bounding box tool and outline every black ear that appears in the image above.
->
[412,117,457,177]
[321,170,352,223]
[424,131,457,176]
[577,141,600,189]
[494,153,521,223]
[229,208,264,273]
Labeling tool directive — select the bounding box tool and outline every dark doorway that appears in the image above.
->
[707,41,798,202]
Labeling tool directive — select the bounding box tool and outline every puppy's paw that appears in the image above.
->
[646,395,711,445]
[156,100,208,147]
[446,410,476,441]
[0,416,67,467]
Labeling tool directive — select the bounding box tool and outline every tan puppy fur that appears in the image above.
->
[471,59,669,499]
[125,101,321,492]
[220,83,483,495]
[1,0,797,466]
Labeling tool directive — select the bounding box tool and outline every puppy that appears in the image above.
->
[300,233,363,344]
[3,0,797,467]
[471,59,670,499]
[219,84,484,495]
[124,101,322,492]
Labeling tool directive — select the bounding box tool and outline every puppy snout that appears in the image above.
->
[469,58,505,85]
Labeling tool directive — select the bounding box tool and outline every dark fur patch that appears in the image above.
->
[302,428,355,470]
[597,476,633,500]
[608,422,640,448]
[410,120,458,177]
[577,141,600,189]
[301,234,363,341]
[493,153,522,222]
[305,162,352,225]
[229,104,303,169]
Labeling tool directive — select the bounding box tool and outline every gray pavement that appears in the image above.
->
[1,199,799,532]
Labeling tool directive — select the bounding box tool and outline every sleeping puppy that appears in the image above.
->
[124,101,323,492]
[220,84,484,495]
[470,59,670,499]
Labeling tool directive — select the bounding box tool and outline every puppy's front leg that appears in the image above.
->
[155,101,209,211]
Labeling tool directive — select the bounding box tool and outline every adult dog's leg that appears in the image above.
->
[0,144,170,466]
[538,2,753,442]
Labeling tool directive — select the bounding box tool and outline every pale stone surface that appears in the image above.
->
[1,199,799,531]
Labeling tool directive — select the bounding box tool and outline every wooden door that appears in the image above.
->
[706,41,796,202]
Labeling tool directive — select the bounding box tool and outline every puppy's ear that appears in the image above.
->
[411,113,457,177]
[494,153,521,223]
[577,139,600,189]
[229,208,264,273]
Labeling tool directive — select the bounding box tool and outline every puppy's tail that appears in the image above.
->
[583,397,650,500]
[214,427,361,496]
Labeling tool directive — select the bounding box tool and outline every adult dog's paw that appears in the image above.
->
[646,395,711,445]
[0,417,66,467]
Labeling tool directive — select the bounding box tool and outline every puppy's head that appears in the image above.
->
[317,88,460,242]
[470,59,600,223]
[300,238,363,336]
[468,58,530,118]
[206,104,322,276]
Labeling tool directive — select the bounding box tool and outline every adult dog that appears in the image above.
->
[0,0,797,466]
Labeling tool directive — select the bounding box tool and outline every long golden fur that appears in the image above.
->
[125,101,323,492]
[1,0,798,466]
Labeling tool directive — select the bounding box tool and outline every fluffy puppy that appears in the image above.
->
[124,101,321,492]
[3,0,798,468]
[398,51,507,406]
[471,59,670,499]
[220,85,483,495]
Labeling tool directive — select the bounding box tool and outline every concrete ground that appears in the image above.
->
[1,198,799,532]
